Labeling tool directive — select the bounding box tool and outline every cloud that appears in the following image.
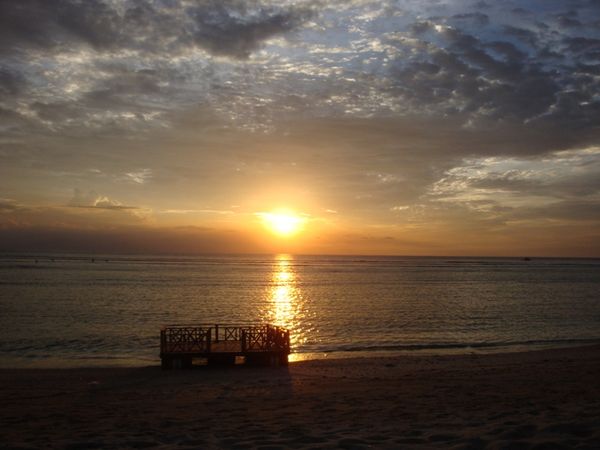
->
[425,147,600,224]
[184,1,314,59]
[122,169,153,185]
[0,0,313,58]
[394,23,557,124]
[159,209,235,215]
[0,1,317,137]
[0,198,21,212]
[0,68,27,97]
[450,13,490,27]
[0,225,260,254]
[501,25,538,47]
[0,0,599,256]
[2,0,599,142]
[68,189,137,210]
[554,10,582,28]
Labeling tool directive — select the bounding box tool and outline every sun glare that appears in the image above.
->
[259,211,305,237]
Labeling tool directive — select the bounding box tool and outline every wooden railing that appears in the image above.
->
[160,326,211,353]
[160,324,290,355]
[242,325,290,353]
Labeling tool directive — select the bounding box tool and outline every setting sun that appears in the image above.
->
[258,211,305,237]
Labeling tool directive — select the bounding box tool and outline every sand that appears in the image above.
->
[1,346,599,449]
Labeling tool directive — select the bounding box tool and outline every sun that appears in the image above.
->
[258,211,305,237]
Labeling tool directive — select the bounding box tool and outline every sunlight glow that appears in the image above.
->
[258,211,305,236]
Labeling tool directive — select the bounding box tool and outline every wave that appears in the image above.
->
[307,337,600,354]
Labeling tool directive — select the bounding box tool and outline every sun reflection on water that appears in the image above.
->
[270,255,296,330]
[263,254,310,359]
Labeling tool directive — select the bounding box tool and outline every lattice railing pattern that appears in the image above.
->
[161,326,210,353]
[161,324,290,355]
[242,325,290,353]
[223,326,241,341]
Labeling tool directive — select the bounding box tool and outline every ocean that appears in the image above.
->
[1,253,599,367]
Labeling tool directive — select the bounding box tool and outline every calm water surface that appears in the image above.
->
[1,253,599,367]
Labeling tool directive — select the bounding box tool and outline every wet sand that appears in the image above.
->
[1,345,599,449]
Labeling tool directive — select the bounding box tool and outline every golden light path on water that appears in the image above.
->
[263,254,311,362]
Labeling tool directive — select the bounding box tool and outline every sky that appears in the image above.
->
[1,0,599,256]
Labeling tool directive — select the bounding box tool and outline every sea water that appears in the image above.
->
[0,253,599,367]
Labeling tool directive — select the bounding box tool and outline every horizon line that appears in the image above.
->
[0,251,598,260]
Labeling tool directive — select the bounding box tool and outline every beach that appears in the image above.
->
[1,346,599,449]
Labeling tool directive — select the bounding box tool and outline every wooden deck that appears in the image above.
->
[160,324,290,369]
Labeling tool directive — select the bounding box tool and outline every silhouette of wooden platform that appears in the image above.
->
[160,324,290,369]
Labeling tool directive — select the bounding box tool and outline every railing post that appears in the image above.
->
[215,324,219,342]
[206,329,212,353]
[241,330,246,352]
